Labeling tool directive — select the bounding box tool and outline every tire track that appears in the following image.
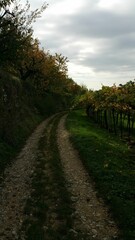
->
[0,115,55,240]
[57,114,119,240]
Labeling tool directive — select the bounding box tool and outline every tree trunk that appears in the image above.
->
[120,111,123,138]
[104,110,108,129]
[112,108,117,135]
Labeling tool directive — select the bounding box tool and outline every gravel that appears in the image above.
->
[0,113,119,239]
[57,114,119,240]
[0,117,53,240]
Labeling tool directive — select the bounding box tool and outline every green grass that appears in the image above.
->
[66,109,135,240]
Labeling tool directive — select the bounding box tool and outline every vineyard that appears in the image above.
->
[80,81,135,143]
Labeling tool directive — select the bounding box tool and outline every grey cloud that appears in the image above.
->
[32,0,135,85]
[114,34,135,50]
[77,49,135,72]
[55,10,135,39]
[35,1,135,41]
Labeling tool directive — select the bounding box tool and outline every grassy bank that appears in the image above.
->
[0,107,42,179]
[66,110,135,240]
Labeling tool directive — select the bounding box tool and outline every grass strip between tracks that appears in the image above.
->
[20,114,75,240]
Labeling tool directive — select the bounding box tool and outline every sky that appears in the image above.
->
[21,0,135,90]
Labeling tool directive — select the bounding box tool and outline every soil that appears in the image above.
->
[0,114,119,239]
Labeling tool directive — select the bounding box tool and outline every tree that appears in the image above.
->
[0,0,48,67]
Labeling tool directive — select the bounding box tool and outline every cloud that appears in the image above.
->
[97,0,135,14]
[21,0,135,89]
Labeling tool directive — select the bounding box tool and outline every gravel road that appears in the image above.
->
[0,113,119,239]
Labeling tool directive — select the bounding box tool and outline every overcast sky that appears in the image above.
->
[21,0,135,90]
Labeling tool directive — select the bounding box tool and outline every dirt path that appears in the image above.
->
[57,115,119,240]
[0,113,119,240]
[0,116,54,240]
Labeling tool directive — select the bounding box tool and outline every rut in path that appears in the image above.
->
[0,116,54,240]
[57,114,119,240]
